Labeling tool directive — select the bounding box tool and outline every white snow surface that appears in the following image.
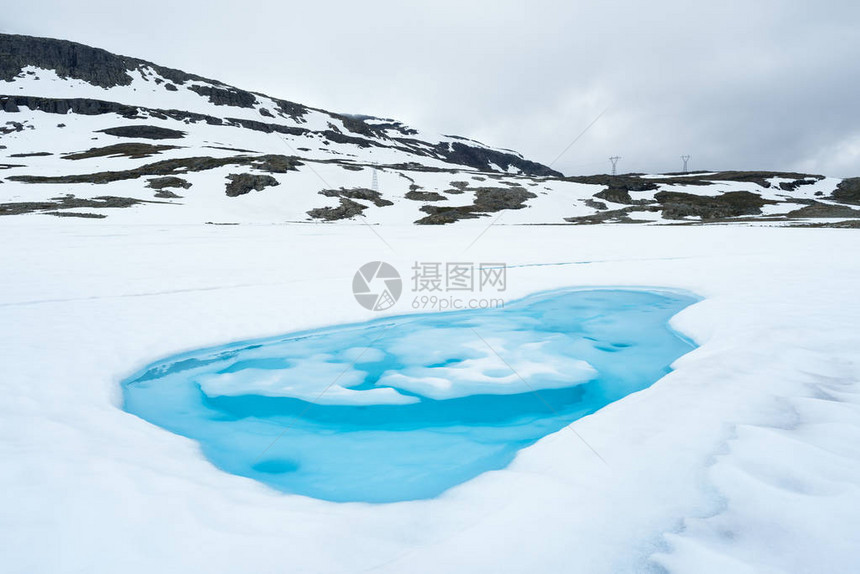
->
[1,220,859,574]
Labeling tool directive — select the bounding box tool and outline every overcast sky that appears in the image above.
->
[4,1,859,176]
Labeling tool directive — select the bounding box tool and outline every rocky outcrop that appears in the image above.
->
[434,142,561,177]
[565,171,823,190]
[405,190,447,202]
[416,186,537,224]
[62,143,179,160]
[225,174,280,197]
[188,85,257,109]
[0,95,143,117]
[832,178,860,205]
[307,198,368,221]
[565,206,658,225]
[319,188,394,208]
[0,95,284,130]
[655,191,775,220]
[9,154,301,185]
[472,187,536,211]
[98,125,187,140]
[146,176,192,190]
[305,189,394,221]
[0,194,148,216]
[0,33,202,88]
[786,202,860,218]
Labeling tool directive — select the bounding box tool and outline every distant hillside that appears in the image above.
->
[1,33,858,227]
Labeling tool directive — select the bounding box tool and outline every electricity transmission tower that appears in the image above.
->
[681,155,691,173]
[371,166,379,192]
[609,156,621,176]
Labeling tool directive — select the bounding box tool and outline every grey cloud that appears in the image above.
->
[4,0,859,176]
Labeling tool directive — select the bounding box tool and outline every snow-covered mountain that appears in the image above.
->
[1,33,859,226]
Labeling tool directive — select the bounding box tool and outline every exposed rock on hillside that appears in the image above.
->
[225,174,280,197]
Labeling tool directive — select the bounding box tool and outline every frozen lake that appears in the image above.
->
[122,288,697,502]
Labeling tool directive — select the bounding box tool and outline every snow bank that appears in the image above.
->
[0,221,858,573]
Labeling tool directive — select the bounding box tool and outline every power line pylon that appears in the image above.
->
[609,156,621,176]
[681,155,691,173]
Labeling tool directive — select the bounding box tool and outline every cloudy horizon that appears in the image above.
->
[5,0,859,177]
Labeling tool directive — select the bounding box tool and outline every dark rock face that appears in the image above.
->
[336,115,385,138]
[655,191,774,220]
[0,95,254,130]
[9,154,301,185]
[0,33,203,88]
[786,202,860,218]
[307,198,368,221]
[584,198,608,211]
[416,186,537,224]
[592,179,658,205]
[1,95,147,118]
[272,99,308,122]
[405,190,447,202]
[46,211,107,219]
[1,121,27,134]
[225,173,280,197]
[414,206,484,225]
[565,171,823,190]
[188,85,257,108]
[319,188,393,208]
[146,176,192,190]
[793,219,860,229]
[473,187,536,211]
[435,142,561,178]
[565,206,658,225]
[0,32,285,115]
[334,115,418,138]
[594,187,634,204]
[565,174,654,187]
[307,188,394,220]
[320,129,375,148]
[1,33,139,88]
[98,125,186,140]
[62,143,178,160]
[832,178,860,205]
[254,155,300,173]
[221,116,307,137]
[778,178,817,192]
[704,171,822,189]
[0,194,148,216]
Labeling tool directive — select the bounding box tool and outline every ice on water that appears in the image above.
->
[122,288,697,502]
